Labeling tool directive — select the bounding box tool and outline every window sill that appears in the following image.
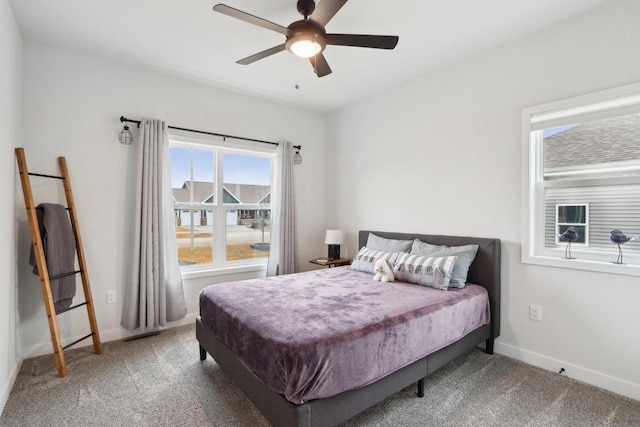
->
[180,263,267,280]
[522,254,640,277]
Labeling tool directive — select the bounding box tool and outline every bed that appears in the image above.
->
[196,230,501,426]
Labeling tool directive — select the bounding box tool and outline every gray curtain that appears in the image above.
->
[267,141,298,276]
[122,118,187,330]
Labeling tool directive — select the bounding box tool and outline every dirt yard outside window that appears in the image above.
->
[176,226,269,265]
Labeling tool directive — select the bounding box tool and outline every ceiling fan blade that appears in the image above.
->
[237,44,287,65]
[309,0,348,27]
[213,4,289,36]
[325,34,399,49]
[310,53,332,77]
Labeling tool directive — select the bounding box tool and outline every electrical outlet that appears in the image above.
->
[529,304,542,321]
[106,290,116,304]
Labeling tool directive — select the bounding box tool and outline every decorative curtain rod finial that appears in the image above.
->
[120,116,141,128]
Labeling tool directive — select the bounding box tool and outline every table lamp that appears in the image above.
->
[325,230,344,260]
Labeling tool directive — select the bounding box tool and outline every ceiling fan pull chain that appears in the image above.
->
[313,33,319,74]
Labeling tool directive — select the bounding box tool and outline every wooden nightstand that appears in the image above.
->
[309,258,352,268]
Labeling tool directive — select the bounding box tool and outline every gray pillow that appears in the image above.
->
[410,240,479,287]
[350,247,400,275]
[393,253,457,290]
[366,233,413,253]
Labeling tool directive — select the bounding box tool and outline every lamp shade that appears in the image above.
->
[324,230,344,245]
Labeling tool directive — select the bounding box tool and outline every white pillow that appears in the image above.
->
[393,253,457,290]
[410,240,478,287]
[350,247,401,275]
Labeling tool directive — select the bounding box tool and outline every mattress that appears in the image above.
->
[199,266,490,404]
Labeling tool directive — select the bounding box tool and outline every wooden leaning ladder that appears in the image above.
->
[15,148,102,377]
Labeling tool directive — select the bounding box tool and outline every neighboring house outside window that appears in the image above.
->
[522,83,640,275]
[555,204,588,245]
[169,138,273,274]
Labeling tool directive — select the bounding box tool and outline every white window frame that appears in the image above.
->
[169,132,275,278]
[521,82,640,276]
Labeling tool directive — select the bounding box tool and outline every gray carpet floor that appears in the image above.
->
[1,325,639,426]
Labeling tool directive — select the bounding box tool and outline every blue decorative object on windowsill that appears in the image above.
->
[559,226,578,260]
[610,229,639,264]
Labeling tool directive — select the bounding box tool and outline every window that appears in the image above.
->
[522,83,640,275]
[555,204,588,245]
[170,137,273,273]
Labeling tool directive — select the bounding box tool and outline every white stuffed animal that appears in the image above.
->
[373,259,394,282]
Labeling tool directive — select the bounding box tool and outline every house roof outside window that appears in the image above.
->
[172,181,270,205]
[544,113,640,170]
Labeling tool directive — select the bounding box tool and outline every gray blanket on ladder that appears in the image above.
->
[29,203,77,313]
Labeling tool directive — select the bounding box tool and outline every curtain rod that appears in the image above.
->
[119,116,301,150]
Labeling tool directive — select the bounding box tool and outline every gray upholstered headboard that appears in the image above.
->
[359,231,501,340]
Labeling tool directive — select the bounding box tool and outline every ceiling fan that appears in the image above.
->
[212,0,399,77]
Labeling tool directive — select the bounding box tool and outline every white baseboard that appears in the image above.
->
[494,341,640,401]
[22,313,198,359]
[99,313,197,343]
[0,357,22,416]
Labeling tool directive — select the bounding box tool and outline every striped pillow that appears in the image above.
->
[393,253,457,290]
[350,247,400,275]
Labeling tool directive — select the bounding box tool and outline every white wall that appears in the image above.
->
[18,42,326,356]
[326,0,640,400]
[0,0,21,413]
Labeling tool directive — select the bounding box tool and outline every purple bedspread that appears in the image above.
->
[199,266,489,404]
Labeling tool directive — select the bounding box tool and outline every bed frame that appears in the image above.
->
[196,230,501,427]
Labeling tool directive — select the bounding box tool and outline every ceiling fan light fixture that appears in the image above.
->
[286,33,325,58]
[290,40,321,58]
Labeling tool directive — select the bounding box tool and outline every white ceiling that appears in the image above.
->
[9,0,615,112]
